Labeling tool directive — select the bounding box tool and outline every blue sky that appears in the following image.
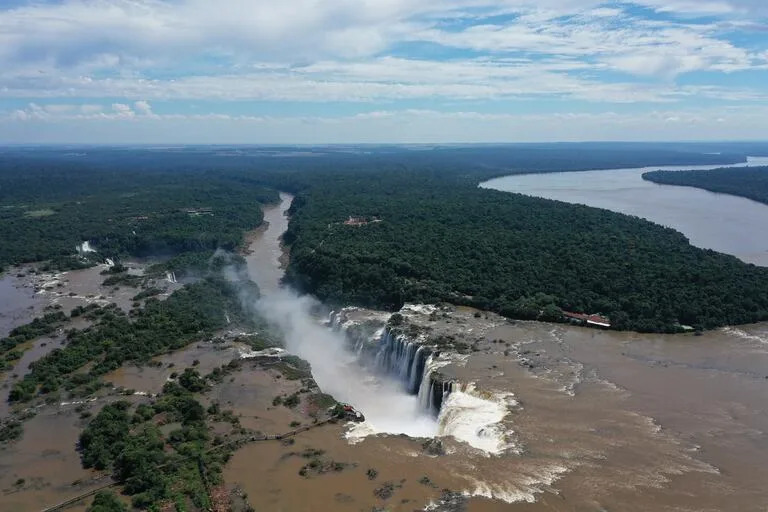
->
[1,0,767,143]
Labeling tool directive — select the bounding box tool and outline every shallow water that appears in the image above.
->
[481,156,768,265]
[0,405,103,512]
[0,272,44,339]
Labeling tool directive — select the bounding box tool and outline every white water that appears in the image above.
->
[76,241,96,254]
[256,289,439,439]
[437,383,515,455]
[336,308,516,454]
[247,194,513,454]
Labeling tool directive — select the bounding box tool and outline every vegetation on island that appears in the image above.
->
[643,166,768,205]
[9,274,250,403]
[0,311,68,372]
[78,370,241,510]
[280,168,768,332]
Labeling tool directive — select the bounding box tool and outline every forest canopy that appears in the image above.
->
[278,168,768,332]
[4,145,768,332]
[643,166,768,205]
[0,156,277,271]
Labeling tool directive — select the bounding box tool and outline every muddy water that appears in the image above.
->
[524,324,768,511]
[244,193,293,295]
[481,156,768,266]
[31,262,178,315]
[230,191,768,511]
[0,407,101,512]
[448,319,768,511]
[104,338,249,395]
[0,271,44,339]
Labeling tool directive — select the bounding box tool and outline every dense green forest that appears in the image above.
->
[280,170,768,332]
[643,166,768,205]
[78,373,238,509]
[4,145,768,332]
[0,157,277,271]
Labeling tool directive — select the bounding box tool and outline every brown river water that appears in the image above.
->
[1,190,767,511]
[228,192,768,512]
[0,262,177,511]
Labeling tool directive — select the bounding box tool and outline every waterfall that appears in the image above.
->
[368,327,454,417]
[328,307,511,454]
[166,271,178,284]
[76,241,97,256]
[329,311,461,417]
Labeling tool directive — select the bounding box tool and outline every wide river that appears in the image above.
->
[241,191,768,511]
[481,156,768,266]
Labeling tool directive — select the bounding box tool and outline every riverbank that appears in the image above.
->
[481,156,768,266]
[222,193,768,511]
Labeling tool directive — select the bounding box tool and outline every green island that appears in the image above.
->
[275,168,768,332]
[643,166,768,206]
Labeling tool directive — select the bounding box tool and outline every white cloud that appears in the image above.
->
[111,103,135,118]
[0,0,764,75]
[2,58,766,105]
[134,100,153,115]
[0,0,766,142]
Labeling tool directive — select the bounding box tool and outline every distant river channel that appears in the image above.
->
[480,156,768,266]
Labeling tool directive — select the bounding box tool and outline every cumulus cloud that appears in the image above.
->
[134,100,153,115]
[111,103,135,117]
[0,0,766,141]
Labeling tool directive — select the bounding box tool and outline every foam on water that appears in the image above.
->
[257,289,439,439]
[462,462,570,504]
[721,326,768,346]
[437,383,515,455]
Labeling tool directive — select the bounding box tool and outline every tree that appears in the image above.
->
[87,491,127,512]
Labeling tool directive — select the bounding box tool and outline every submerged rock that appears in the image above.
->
[422,438,446,456]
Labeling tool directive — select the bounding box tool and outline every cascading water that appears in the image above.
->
[246,194,511,455]
[76,241,96,255]
[257,290,439,440]
[330,311,456,417]
[329,308,514,454]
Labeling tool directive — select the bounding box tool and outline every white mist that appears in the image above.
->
[256,289,438,438]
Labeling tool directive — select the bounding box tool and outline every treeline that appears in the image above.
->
[0,311,67,372]
[5,145,768,333]
[643,166,768,205]
[282,171,768,332]
[0,144,748,273]
[0,156,278,271]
